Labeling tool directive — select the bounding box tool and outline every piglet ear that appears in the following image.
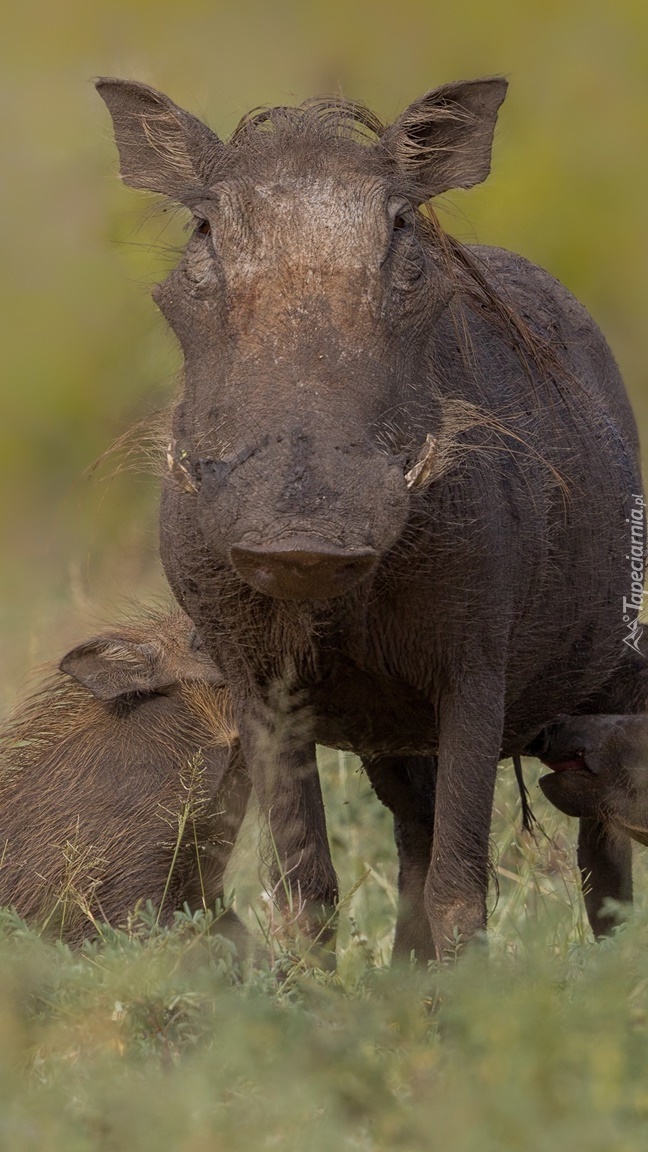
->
[381,77,508,200]
[538,771,600,820]
[95,78,224,203]
[60,638,176,701]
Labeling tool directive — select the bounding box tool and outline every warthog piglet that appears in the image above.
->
[0,610,250,945]
[531,714,648,844]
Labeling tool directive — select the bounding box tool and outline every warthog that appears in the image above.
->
[97,76,646,959]
[0,610,250,945]
[529,714,648,932]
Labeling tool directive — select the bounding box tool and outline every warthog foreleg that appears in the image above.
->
[425,676,502,959]
[236,702,339,960]
[365,754,436,964]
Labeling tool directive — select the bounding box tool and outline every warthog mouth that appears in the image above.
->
[541,753,591,775]
[229,537,378,599]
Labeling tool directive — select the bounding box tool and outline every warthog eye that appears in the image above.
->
[390,199,416,235]
[195,217,211,237]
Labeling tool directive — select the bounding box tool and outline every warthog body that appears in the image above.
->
[97,77,646,958]
[0,610,250,945]
[529,714,648,932]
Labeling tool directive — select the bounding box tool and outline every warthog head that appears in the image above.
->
[528,715,648,846]
[97,77,507,599]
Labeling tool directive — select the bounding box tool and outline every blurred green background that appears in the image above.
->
[1,0,647,686]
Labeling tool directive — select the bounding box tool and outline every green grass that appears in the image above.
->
[0,750,647,1151]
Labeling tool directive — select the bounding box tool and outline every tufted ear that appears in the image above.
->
[381,77,508,200]
[60,637,176,701]
[95,77,224,203]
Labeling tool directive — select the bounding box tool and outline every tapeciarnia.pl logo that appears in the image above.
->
[623,493,646,653]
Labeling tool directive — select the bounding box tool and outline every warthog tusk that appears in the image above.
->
[166,441,199,494]
[405,434,438,490]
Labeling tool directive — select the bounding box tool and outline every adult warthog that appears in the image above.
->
[97,76,647,959]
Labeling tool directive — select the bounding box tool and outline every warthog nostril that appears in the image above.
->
[230,541,378,600]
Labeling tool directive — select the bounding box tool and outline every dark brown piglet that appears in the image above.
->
[531,714,648,839]
[0,610,250,946]
[528,714,648,934]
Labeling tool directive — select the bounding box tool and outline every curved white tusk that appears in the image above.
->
[405,433,438,490]
[166,440,199,494]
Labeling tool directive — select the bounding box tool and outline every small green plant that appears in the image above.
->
[155,751,211,925]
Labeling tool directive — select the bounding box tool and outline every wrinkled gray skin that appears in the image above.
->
[97,76,647,960]
[529,714,648,934]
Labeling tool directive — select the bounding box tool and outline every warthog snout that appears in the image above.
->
[230,538,378,599]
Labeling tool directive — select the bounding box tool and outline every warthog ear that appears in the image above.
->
[381,77,508,199]
[60,638,177,701]
[95,78,224,202]
[538,771,601,820]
